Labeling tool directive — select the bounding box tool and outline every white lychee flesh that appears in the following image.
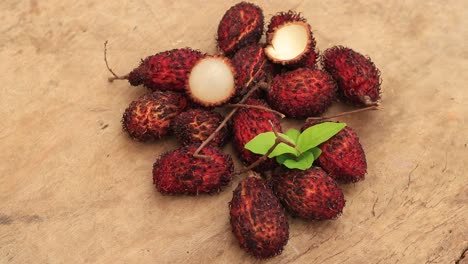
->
[188,57,235,106]
[265,22,311,63]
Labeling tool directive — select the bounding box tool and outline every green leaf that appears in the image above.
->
[297,122,346,153]
[284,129,301,144]
[310,147,322,161]
[244,132,300,157]
[281,150,315,170]
[276,153,295,164]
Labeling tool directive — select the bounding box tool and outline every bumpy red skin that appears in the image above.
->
[128,48,204,92]
[302,120,367,183]
[122,91,188,141]
[231,44,274,101]
[230,177,289,258]
[270,167,345,220]
[267,68,337,118]
[153,145,234,195]
[217,2,264,56]
[232,98,282,172]
[172,109,229,147]
[322,46,381,105]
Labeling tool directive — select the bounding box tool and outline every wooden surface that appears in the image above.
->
[1,0,467,263]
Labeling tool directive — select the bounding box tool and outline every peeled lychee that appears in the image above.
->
[267,68,337,118]
[127,48,204,92]
[232,98,282,171]
[217,2,264,56]
[322,46,381,105]
[122,91,188,141]
[230,177,289,258]
[186,56,236,107]
[265,11,316,66]
[172,108,229,147]
[270,166,345,220]
[152,145,234,195]
[302,120,367,183]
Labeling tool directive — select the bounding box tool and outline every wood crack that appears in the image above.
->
[455,245,468,264]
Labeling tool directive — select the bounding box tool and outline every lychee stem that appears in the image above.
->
[193,81,269,159]
[104,40,129,82]
[306,104,381,122]
[226,104,285,118]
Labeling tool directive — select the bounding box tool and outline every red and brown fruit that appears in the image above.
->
[172,108,229,147]
[231,44,274,101]
[232,98,282,172]
[127,48,204,92]
[122,90,188,142]
[265,11,316,66]
[322,46,381,105]
[267,68,337,118]
[217,2,264,56]
[186,56,236,107]
[270,166,345,220]
[152,145,234,195]
[302,120,367,183]
[230,177,289,258]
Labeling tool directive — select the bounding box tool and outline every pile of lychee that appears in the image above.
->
[106,1,381,259]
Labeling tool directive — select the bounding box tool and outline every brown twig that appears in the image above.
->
[306,104,381,122]
[226,104,285,118]
[104,40,129,82]
[192,81,269,159]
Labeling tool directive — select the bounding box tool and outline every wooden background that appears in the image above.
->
[0,0,467,263]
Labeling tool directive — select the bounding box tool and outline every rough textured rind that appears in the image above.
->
[231,44,274,101]
[322,46,381,105]
[270,167,345,220]
[217,2,264,56]
[266,11,307,43]
[172,109,229,147]
[122,91,188,141]
[229,177,289,258]
[232,98,282,171]
[127,48,204,92]
[302,120,367,183]
[152,145,234,195]
[267,68,337,118]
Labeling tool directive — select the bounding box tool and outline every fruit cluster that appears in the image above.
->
[106,1,381,259]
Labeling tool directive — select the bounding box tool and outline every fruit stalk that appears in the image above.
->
[306,104,381,122]
[226,104,285,118]
[104,41,129,82]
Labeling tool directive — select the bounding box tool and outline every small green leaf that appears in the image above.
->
[297,122,346,153]
[310,147,322,161]
[282,150,315,170]
[284,129,301,144]
[276,153,295,164]
[245,132,299,157]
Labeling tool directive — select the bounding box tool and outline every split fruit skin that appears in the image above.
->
[267,68,337,118]
[230,177,289,258]
[302,120,367,183]
[217,2,264,56]
[231,44,274,101]
[127,48,204,92]
[270,166,345,220]
[322,46,381,105]
[152,145,234,195]
[122,90,188,142]
[232,98,282,172]
[172,108,229,147]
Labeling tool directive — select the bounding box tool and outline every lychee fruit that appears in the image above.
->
[267,68,337,118]
[217,2,264,56]
[265,11,316,66]
[270,166,345,220]
[186,56,236,107]
[127,48,204,92]
[322,46,381,105]
[122,90,188,141]
[231,44,275,101]
[230,177,289,258]
[172,108,229,147]
[232,98,282,171]
[302,120,367,183]
[152,145,234,195]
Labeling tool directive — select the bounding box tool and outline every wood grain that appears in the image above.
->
[0,0,467,263]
